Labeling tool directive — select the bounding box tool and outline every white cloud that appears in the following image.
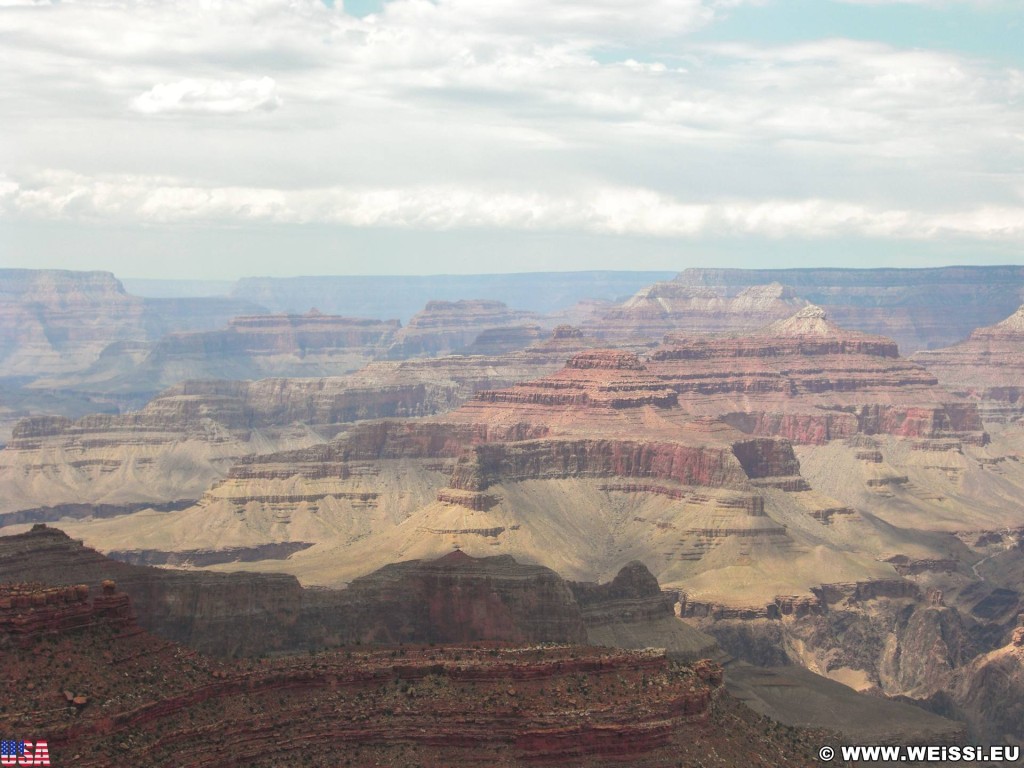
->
[3,170,1022,241]
[0,0,1021,252]
[132,77,280,114]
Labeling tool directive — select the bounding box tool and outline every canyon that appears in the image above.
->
[3,266,1024,754]
[0,524,963,762]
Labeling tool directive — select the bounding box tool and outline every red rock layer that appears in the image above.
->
[913,304,1024,422]
[644,306,987,445]
[0,596,829,768]
[0,526,690,659]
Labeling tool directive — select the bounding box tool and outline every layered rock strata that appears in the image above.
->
[913,305,1024,422]
[0,335,590,516]
[646,305,988,446]
[0,526,713,659]
[595,281,807,341]
[388,299,544,357]
[0,608,831,768]
[0,268,262,376]
[650,266,1024,354]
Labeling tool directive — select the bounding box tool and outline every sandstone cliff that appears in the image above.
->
[0,526,714,661]
[387,299,545,358]
[913,304,1024,423]
[0,605,825,768]
[661,266,1024,354]
[595,281,808,340]
[0,268,263,376]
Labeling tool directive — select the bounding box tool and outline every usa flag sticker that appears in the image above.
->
[0,740,50,766]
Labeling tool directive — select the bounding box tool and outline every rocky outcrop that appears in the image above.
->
[649,306,988,445]
[595,281,808,340]
[141,310,401,375]
[949,614,1024,744]
[571,561,719,660]
[913,304,1024,422]
[1,613,829,768]
[320,550,587,645]
[0,268,262,376]
[0,349,574,515]
[659,265,1024,354]
[388,299,544,358]
[0,526,708,661]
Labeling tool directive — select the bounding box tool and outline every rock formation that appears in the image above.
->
[0,526,715,660]
[0,268,262,376]
[913,304,1024,422]
[0,333,596,517]
[85,310,403,390]
[595,281,808,340]
[387,299,544,358]
[0,606,830,768]
[648,305,988,446]
[627,266,1024,354]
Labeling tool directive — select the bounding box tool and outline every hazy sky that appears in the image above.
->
[1,0,1022,279]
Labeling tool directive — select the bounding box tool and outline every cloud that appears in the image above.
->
[132,77,281,114]
[0,0,1021,255]
[3,170,1022,242]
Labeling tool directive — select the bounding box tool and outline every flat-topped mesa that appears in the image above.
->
[593,281,808,341]
[152,311,400,356]
[567,349,646,370]
[913,304,1024,421]
[466,349,677,412]
[637,307,988,445]
[388,299,544,357]
[656,305,901,360]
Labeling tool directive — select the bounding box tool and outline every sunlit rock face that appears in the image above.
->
[596,266,1024,354]
[914,304,1024,423]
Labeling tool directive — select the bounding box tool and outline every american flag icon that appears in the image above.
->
[0,741,24,758]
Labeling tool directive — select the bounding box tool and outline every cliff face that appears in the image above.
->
[646,306,987,446]
[952,616,1024,744]
[681,573,1024,743]
[913,305,1024,423]
[0,526,705,660]
[0,345,578,516]
[1,609,817,768]
[0,526,306,657]
[595,281,808,340]
[661,266,1024,354]
[0,268,263,376]
[388,299,545,358]
[140,311,401,378]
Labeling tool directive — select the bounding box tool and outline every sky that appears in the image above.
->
[0,0,1022,279]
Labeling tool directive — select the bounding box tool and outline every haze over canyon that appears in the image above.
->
[2,265,1023,765]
